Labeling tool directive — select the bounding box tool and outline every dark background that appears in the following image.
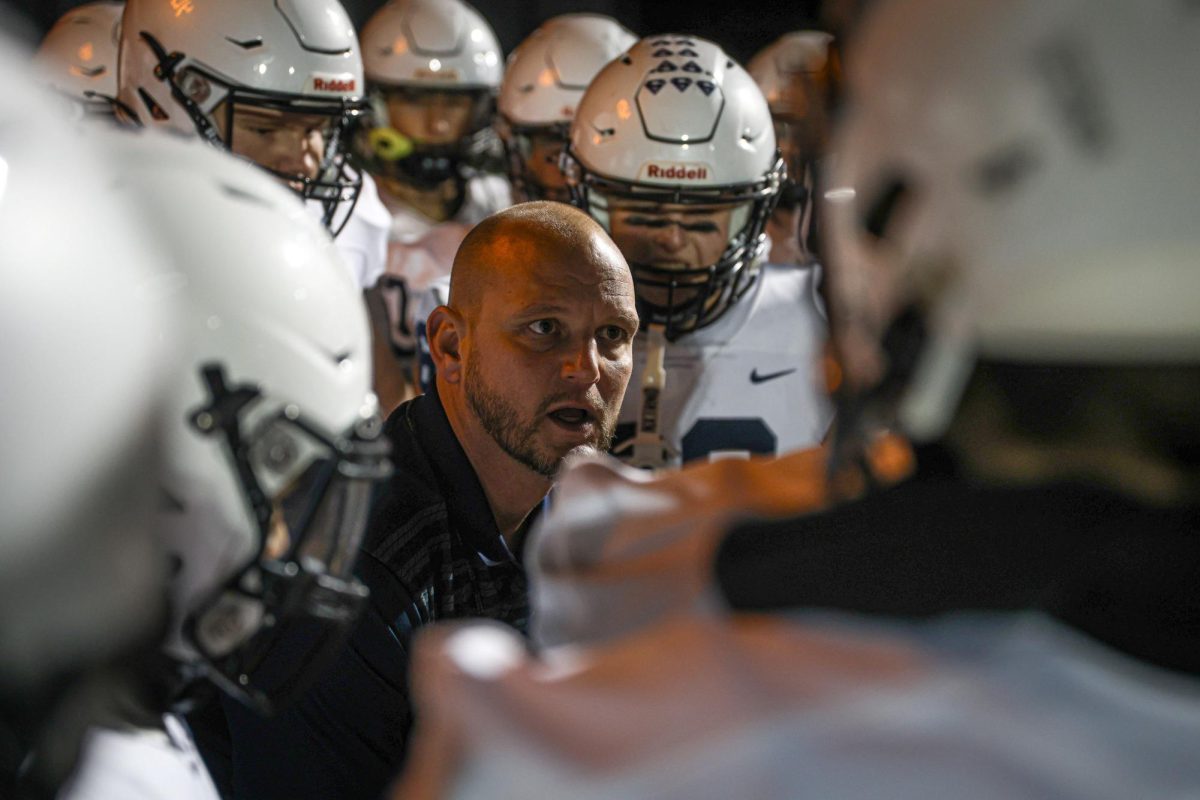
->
[3,0,825,65]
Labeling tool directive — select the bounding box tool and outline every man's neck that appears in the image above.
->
[438,388,552,545]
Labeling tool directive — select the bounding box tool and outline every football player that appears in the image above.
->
[565,35,834,468]
[355,0,510,410]
[115,0,392,290]
[0,37,174,799]
[33,1,124,121]
[497,14,636,203]
[60,135,391,800]
[411,13,636,393]
[390,0,1200,796]
[747,30,840,266]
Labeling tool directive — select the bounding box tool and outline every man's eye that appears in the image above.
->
[528,319,557,336]
[598,325,629,344]
[622,215,670,229]
[681,221,720,233]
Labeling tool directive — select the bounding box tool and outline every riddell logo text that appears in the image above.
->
[645,163,708,180]
[312,77,356,92]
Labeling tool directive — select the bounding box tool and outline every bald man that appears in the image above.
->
[218,202,638,800]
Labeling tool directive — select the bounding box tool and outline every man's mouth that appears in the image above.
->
[546,404,597,435]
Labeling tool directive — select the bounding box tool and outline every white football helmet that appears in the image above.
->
[108,134,392,714]
[565,35,783,339]
[34,1,124,119]
[497,14,635,201]
[356,0,502,189]
[823,0,1200,442]
[116,0,366,233]
[1,34,174,791]
[748,30,840,251]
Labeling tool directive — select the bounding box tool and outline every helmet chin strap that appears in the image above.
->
[612,324,679,470]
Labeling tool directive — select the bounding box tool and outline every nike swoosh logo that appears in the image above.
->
[750,367,798,384]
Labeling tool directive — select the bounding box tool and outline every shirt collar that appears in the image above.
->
[411,385,534,566]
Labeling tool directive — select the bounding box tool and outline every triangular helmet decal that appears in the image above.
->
[696,80,716,96]
[671,77,692,92]
[645,78,667,94]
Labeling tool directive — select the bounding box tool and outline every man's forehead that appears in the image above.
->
[484,251,633,315]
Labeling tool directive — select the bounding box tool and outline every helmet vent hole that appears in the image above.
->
[225,36,264,50]
[862,177,909,240]
[137,87,169,121]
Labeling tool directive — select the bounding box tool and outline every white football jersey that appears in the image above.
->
[58,714,220,800]
[378,175,511,358]
[329,172,391,290]
[303,173,390,291]
[616,262,834,466]
[394,614,1200,800]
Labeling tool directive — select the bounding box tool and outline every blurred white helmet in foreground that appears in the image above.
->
[108,136,392,715]
[498,14,635,201]
[823,0,1200,441]
[34,1,124,120]
[0,31,173,792]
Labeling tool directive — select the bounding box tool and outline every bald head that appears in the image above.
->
[449,201,630,323]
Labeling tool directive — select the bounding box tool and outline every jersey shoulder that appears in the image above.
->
[461,175,513,224]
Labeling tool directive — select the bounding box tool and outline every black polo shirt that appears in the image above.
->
[221,387,534,800]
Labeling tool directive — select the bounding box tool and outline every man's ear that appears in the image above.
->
[427,305,465,384]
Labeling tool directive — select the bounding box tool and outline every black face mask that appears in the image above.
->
[180,365,392,716]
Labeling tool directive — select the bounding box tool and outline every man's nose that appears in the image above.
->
[655,221,687,252]
[271,132,318,178]
[425,106,451,139]
[561,337,601,385]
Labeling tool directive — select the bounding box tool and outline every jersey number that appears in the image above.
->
[614,417,777,463]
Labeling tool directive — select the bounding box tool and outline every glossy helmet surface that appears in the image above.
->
[357,0,503,189]
[497,14,635,201]
[34,1,124,119]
